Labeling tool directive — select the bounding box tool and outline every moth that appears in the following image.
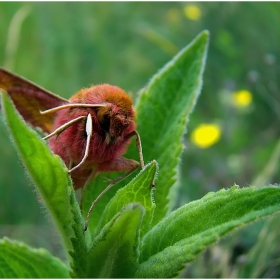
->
[0,67,144,230]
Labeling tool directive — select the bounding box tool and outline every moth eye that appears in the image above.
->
[102,113,110,123]
[98,112,110,131]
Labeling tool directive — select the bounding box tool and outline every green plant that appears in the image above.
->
[1,31,280,278]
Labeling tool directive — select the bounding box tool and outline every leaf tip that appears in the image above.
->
[151,159,159,170]
[201,29,210,37]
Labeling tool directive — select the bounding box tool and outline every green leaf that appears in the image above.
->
[136,186,280,278]
[86,203,144,278]
[92,160,157,237]
[127,30,209,225]
[0,237,70,278]
[1,92,88,274]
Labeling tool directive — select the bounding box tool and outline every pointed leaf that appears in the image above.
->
[136,186,280,278]
[1,92,88,275]
[86,203,144,278]
[0,237,69,278]
[126,30,209,225]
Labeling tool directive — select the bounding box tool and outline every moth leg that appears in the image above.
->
[84,157,139,231]
[124,130,144,170]
[68,113,92,173]
[43,115,86,140]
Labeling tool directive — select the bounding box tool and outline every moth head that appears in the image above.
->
[97,103,135,143]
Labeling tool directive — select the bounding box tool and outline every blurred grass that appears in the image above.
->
[0,2,280,277]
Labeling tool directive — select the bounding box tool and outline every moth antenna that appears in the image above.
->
[43,115,86,140]
[68,113,93,173]
[40,103,107,115]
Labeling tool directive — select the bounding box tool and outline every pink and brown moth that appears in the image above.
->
[0,67,144,230]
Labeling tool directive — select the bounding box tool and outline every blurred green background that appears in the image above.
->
[1,2,280,277]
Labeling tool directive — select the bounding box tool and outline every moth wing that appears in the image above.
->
[0,67,68,133]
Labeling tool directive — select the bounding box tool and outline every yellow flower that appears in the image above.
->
[190,124,221,149]
[183,5,201,21]
[232,90,253,107]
